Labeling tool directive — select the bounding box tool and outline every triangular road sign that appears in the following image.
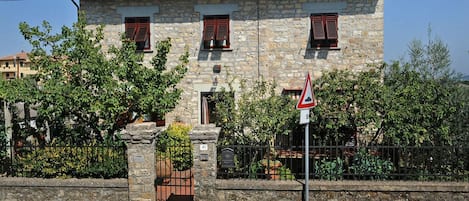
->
[296,73,316,110]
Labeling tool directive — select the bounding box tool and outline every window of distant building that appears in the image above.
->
[5,62,9,67]
[310,14,338,48]
[125,17,151,51]
[203,15,230,49]
[20,61,24,67]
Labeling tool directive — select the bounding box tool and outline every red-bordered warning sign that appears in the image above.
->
[296,73,317,110]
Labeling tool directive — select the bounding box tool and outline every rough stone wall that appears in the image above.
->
[215,180,469,201]
[80,0,384,126]
[0,178,128,201]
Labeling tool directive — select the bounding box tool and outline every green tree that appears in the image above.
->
[214,78,298,146]
[6,14,188,142]
[382,31,464,146]
[310,68,385,146]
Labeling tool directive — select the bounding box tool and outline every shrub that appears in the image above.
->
[278,165,296,180]
[314,157,344,180]
[349,148,394,180]
[14,139,127,178]
[156,122,193,171]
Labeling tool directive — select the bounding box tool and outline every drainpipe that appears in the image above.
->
[257,0,261,78]
[71,0,79,15]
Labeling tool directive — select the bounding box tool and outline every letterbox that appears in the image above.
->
[221,148,235,168]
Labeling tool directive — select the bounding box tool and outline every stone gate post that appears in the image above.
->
[190,125,221,201]
[122,122,161,201]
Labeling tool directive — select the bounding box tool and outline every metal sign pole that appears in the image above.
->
[297,72,315,201]
[305,120,309,201]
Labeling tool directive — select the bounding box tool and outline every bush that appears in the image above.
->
[314,157,344,180]
[14,139,127,178]
[156,122,193,171]
[278,165,296,180]
[349,148,394,180]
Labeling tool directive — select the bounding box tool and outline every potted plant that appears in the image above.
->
[155,153,173,184]
[259,159,283,180]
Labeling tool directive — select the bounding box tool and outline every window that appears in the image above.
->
[203,15,230,49]
[125,17,150,51]
[20,61,24,67]
[201,92,217,124]
[5,62,9,67]
[310,14,338,48]
[200,91,234,124]
[282,89,302,100]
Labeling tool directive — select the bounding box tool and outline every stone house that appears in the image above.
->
[80,0,383,126]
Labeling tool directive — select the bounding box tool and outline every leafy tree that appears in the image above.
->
[382,30,464,146]
[408,27,452,79]
[214,78,298,146]
[310,68,385,146]
[4,14,189,142]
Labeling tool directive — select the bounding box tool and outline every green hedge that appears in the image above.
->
[14,140,127,178]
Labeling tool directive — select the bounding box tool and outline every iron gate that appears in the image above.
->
[155,145,194,201]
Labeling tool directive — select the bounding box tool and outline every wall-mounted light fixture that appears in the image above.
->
[213,64,221,73]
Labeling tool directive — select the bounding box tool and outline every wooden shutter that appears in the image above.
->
[325,15,338,39]
[311,15,325,40]
[216,18,229,40]
[135,23,149,42]
[125,23,137,40]
[203,19,216,41]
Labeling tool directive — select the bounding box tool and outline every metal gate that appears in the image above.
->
[155,145,194,201]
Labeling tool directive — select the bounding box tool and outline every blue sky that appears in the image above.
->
[0,0,468,75]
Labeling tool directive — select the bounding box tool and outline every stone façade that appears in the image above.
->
[80,0,384,126]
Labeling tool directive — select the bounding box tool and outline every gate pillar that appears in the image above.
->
[190,125,221,201]
[122,122,161,201]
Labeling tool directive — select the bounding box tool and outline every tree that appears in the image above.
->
[310,68,385,146]
[408,26,452,79]
[7,14,188,142]
[382,29,465,146]
[214,78,298,146]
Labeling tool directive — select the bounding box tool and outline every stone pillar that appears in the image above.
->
[122,122,161,201]
[190,124,221,201]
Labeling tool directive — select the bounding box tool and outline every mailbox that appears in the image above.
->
[221,148,235,168]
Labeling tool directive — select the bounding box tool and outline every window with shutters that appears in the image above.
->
[310,14,338,48]
[203,15,230,49]
[125,17,150,51]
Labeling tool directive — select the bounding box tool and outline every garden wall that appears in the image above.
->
[214,180,469,201]
[0,177,128,201]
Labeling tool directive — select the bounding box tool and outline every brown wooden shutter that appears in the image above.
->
[325,15,338,39]
[135,23,149,42]
[203,19,216,41]
[125,23,136,40]
[311,15,325,40]
[216,18,229,40]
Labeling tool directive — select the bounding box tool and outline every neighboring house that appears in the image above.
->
[0,51,36,80]
[80,0,384,126]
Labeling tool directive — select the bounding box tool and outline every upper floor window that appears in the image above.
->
[5,62,9,67]
[125,17,150,51]
[20,61,24,67]
[203,15,230,49]
[310,14,338,48]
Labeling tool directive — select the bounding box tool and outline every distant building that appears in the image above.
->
[0,51,36,80]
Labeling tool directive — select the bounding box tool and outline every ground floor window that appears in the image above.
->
[201,92,217,124]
